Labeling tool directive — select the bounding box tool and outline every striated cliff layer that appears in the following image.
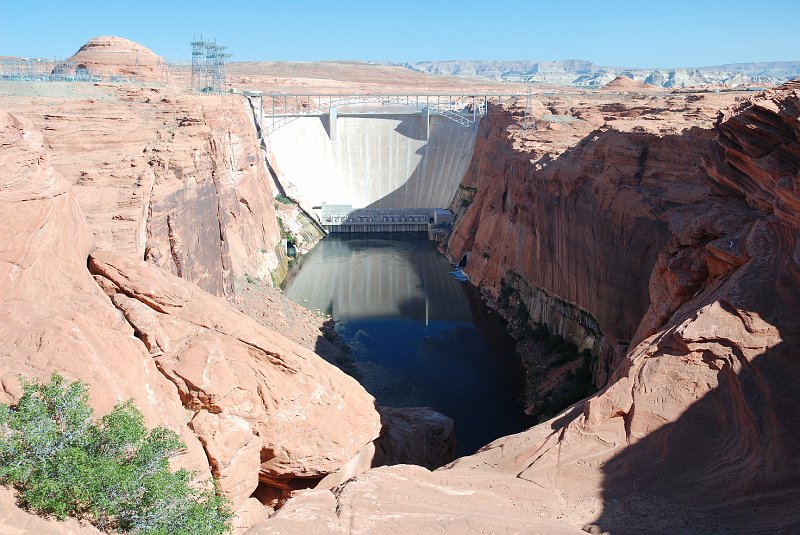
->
[0,81,284,299]
[255,83,800,533]
[449,90,741,383]
[0,109,392,532]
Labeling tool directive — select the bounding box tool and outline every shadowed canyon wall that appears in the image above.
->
[448,97,739,383]
[253,81,800,535]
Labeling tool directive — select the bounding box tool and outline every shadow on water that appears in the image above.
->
[284,233,534,456]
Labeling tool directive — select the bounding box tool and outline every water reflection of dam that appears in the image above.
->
[282,235,472,323]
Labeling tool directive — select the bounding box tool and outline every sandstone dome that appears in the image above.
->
[55,36,169,83]
[603,75,656,90]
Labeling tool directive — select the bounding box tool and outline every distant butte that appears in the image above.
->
[603,75,659,90]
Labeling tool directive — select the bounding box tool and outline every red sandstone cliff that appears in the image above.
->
[2,81,284,299]
[254,84,800,533]
[0,109,390,531]
[448,91,741,384]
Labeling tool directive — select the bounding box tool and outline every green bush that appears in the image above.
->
[0,373,232,534]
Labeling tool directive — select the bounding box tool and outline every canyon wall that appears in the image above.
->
[448,96,727,379]
[1,82,283,298]
[0,58,461,532]
[255,83,800,534]
[0,108,392,532]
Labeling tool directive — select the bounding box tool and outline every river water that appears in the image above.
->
[282,233,533,456]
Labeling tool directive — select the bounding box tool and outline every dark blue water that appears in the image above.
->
[283,233,533,455]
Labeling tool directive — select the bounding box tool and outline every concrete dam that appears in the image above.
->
[261,100,480,231]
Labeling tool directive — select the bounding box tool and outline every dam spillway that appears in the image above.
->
[263,102,479,226]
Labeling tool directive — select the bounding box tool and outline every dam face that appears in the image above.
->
[267,106,477,221]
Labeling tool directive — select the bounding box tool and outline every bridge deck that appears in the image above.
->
[243,92,525,133]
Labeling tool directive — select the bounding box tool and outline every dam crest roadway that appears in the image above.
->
[243,92,526,134]
[246,93,524,231]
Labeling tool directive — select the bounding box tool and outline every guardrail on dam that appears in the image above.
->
[246,93,518,231]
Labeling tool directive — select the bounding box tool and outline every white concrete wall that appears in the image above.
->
[267,111,477,210]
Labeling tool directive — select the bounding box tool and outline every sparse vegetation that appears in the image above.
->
[494,278,598,422]
[0,374,232,534]
[274,194,294,205]
[320,320,360,379]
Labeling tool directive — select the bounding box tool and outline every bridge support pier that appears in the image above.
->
[329,106,337,143]
[425,107,430,141]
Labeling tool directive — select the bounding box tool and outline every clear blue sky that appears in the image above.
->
[1,0,797,67]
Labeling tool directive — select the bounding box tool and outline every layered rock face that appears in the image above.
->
[254,84,800,533]
[1,82,283,298]
[448,91,735,381]
[0,108,386,531]
[0,110,210,480]
[55,36,169,83]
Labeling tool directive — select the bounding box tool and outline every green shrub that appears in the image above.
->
[497,282,514,309]
[0,373,232,534]
[530,324,550,342]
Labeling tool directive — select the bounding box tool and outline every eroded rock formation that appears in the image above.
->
[252,83,800,534]
[88,250,383,504]
[0,110,210,481]
[0,85,458,532]
[55,36,169,83]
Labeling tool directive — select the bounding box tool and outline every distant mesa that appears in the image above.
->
[53,36,169,83]
[403,59,800,88]
[603,75,657,90]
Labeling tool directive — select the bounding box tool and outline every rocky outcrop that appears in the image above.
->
[2,83,284,298]
[55,36,169,83]
[250,464,588,535]
[0,108,388,531]
[373,407,456,470]
[0,110,210,478]
[254,83,800,534]
[603,75,659,91]
[88,249,383,503]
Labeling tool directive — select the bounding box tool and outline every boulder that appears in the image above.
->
[89,249,383,500]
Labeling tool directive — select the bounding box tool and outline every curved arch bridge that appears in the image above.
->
[242,92,524,135]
